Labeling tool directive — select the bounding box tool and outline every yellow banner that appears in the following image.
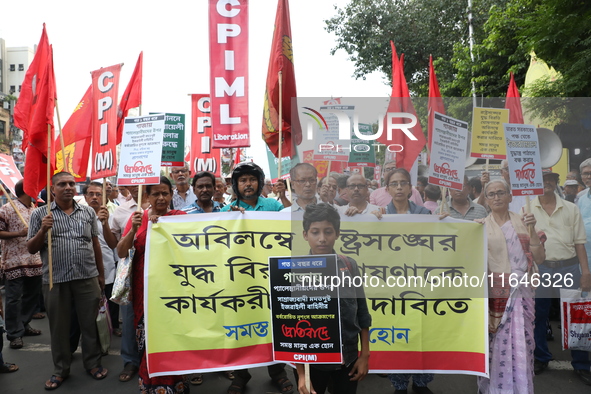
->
[471,107,510,159]
[146,212,487,377]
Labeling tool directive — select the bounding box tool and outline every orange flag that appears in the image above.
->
[379,41,426,172]
[262,0,302,158]
[428,55,445,154]
[53,85,93,181]
[117,52,143,144]
[13,24,56,198]
[505,72,524,124]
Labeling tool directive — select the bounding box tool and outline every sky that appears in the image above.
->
[1,0,391,176]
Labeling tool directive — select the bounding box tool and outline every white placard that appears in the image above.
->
[504,123,543,196]
[117,114,165,186]
[428,112,469,190]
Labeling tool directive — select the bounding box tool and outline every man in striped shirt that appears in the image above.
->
[27,172,108,390]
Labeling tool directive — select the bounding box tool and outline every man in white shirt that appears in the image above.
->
[170,165,196,210]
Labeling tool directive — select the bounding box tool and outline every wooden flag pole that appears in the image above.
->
[277,71,283,179]
[102,179,107,206]
[304,363,311,392]
[0,182,27,227]
[136,186,143,213]
[47,124,53,289]
[55,99,68,172]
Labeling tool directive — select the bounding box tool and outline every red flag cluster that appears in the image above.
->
[379,41,426,172]
[262,0,302,159]
[13,24,56,199]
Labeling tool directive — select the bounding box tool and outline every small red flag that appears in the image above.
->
[53,85,93,181]
[233,147,241,168]
[379,42,426,172]
[428,55,446,154]
[117,52,143,144]
[262,0,302,158]
[505,72,524,124]
[13,24,56,198]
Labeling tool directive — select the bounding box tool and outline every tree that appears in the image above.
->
[325,0,508,96]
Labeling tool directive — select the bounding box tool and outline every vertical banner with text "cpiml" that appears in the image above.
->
[209,0,250,148]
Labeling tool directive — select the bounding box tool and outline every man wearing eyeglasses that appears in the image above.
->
[281,163,319,212]
[530,169,591,383]
[338,174,380,216]
[170,165,196,210]
[369,160,424,208]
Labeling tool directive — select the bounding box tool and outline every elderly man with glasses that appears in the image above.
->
[337,174,380,216]
[282,163,320,212]
[170,165,196,210]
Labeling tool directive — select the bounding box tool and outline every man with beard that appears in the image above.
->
[282,163,319,212]
[221,163,291,394]
[221,162,283,212]
[183,172,222,214]
[338,174,380,216]
[170,165,196,210]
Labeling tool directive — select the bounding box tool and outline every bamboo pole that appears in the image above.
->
[55,99,68,172]
[136,186,143,213]
[47,124,53,290]
[0,182,27,226]
[304,363,311,392]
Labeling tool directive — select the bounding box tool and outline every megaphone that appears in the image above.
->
[537,128,563,168]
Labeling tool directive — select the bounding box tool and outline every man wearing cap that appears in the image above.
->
[564,179,580,203]
[531,169,591,384]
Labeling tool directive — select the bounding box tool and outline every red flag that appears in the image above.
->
[379,42,426,172]
[117,52,143,144]
[262,0,302,158]
[13,24,56,198]
[190,94,221,176]
[233,147,241,168]
[428,55,446,154]
[53,85,93,181]
[505,72,524,124]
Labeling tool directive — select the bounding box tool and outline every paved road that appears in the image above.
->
[1,311,589,393]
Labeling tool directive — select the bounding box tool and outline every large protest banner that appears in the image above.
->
[146,213,487,377]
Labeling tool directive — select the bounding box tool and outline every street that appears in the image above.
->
[1,315,589,393]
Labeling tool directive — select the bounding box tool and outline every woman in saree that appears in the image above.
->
[118,177,188,394]
[477,179,545,394]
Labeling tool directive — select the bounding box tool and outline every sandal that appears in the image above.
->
[87,366,108,380]
[222,371,235,380]
[9,337,23,349]
[0,362,19,373]
[24,326,42,336]
[118,363,138,382]
[190,374,204,385]
[227,382,246,394]
[45,375,64,390]
[32,312,46,319]
[273,376,294,394]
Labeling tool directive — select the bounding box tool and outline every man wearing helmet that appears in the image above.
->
[221,161,292,393]
[221,162,284,212]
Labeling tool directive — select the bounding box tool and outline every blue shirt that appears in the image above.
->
[221,196,283,212]
[577,188,591,270]
[182,200,221,214]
